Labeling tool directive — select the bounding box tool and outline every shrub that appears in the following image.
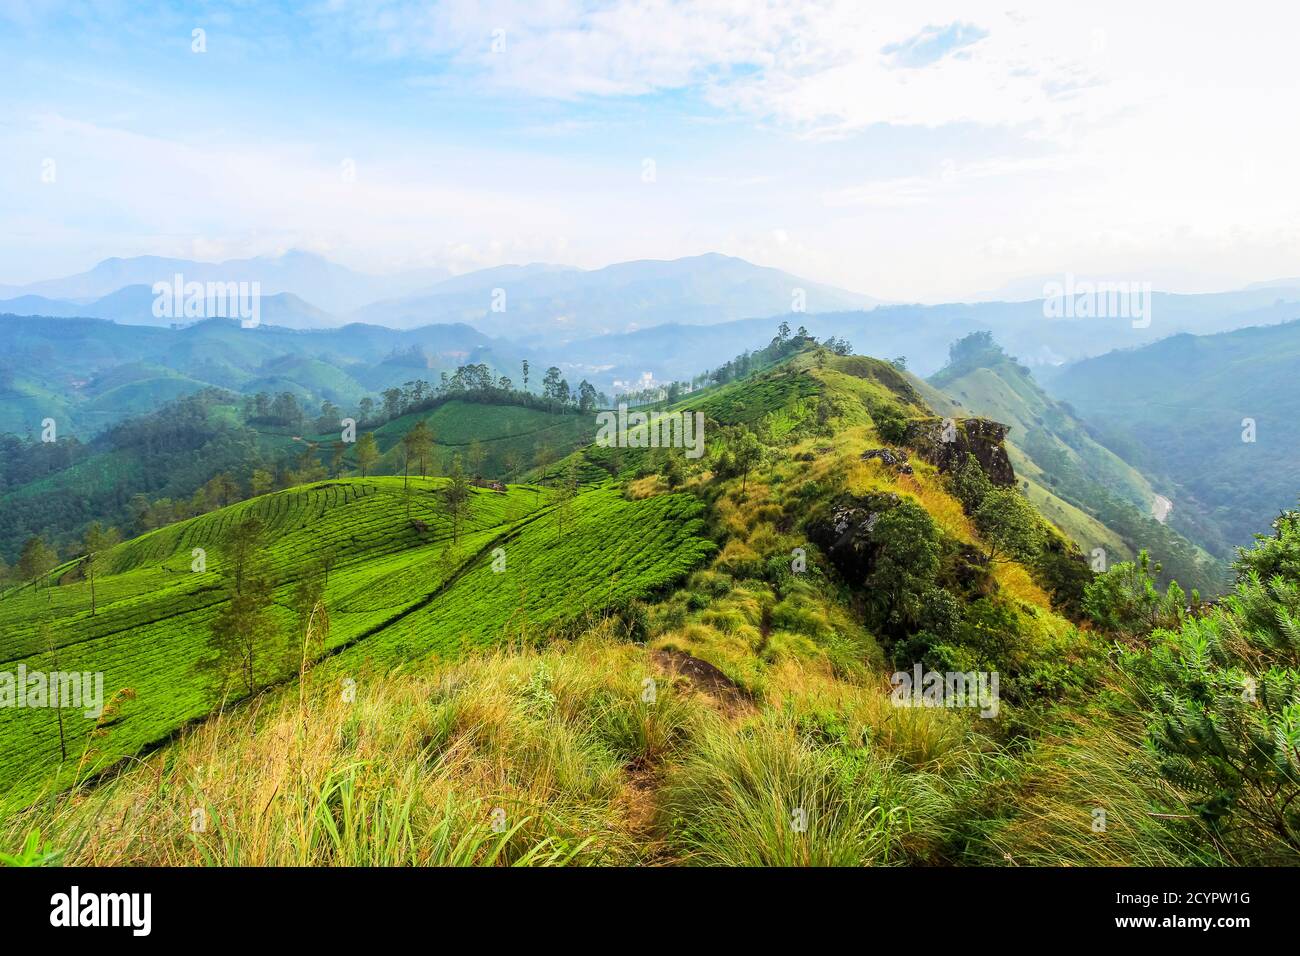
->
[1083,550,1184,638]
[870,401,910,444]
[974,487,1045,565]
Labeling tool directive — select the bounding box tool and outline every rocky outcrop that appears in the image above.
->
[807,492,903,582]
[861,447,913,475]
[903,417,1015,486]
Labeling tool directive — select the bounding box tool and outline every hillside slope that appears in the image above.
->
[920,332,1228,594]
[8,341,1288,868]
[0,476,714,801]
[1047,319,1300,556]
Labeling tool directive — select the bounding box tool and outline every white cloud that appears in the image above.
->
[6,1,1300,302]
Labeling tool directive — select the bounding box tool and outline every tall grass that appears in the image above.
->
[656,707,958,866]
[1,637,703,866]
[954,707,1219,866]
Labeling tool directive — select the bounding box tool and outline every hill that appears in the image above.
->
[0,387,599,564]
[0,250,449,315]
[0,315,521,437]
[1048,319,1300,555]
[5,340,1296,868]
[919,332,1228,594]
[0,475,715,801]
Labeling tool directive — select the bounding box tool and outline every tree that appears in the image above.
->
[381,388,404,421]
[521,359,530,392]
[82,522,121,616]
[198,472,238,510]
[467,438,486,476]
[223,515,266,595]
[250,468,274,497]
[292,442,327,485]
[577,380,598,413]
[444,454,472,544]
[316,400,341,433]
[1116,511,1300,860]
[358,396,375,423]
[1083,550,1180,638]
[533,442,556,475]
[502,448,522,480]
[251,391,271,419]
[330,440,347,477]
[355,432,379,477]
[18,536,57,592]
[414,421,436,477]
[198,516,280,697]
[400,424,418,489]
[733,432,763,493]
[951,453,993,513]
[865,500,942,638]
[974,487,1045,564]
[555,458,580,537]
[270,392,304,428]
[541,366,563,403]
[661,453,684,489]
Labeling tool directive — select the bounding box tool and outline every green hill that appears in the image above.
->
[0,475,715,802]
[1047,319,1300,557]
[8,340,1294,869]
[363,399,596,478]
[921,332,1228,595]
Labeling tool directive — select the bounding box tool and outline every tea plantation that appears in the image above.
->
[0,475,715,802]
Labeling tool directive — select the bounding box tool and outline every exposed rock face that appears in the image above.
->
[861,447,913,475]
[904,417,1015,486]
[807,492,902,582]
[807,492,994,598]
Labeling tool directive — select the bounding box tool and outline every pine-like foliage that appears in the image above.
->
[1129,508,1300,862]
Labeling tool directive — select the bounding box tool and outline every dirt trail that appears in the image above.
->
[651,647,751,717]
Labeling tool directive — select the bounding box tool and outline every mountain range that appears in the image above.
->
[6,250,1300,378]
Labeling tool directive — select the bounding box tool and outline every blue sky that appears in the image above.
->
[3,1,1298,301]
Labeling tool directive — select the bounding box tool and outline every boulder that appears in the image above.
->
[861,447,914,475]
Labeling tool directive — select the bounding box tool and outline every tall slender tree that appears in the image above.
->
[355,432,379,477]
[82,522,121,616]
[444,454,472,544]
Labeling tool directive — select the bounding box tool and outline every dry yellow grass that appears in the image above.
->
[3,637,715,866]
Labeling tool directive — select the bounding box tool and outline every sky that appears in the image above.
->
[2,0,1299,302]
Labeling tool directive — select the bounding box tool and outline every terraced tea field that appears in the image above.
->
[306,400,597,478]
[0,476,715,803]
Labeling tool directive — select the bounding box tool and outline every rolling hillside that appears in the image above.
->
[918,332,1228,594]
[3,340,1295,868]
[1048,319,1300,556]
[0,315,521,437]
[0,476,715,802]
[0,389,600,564]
